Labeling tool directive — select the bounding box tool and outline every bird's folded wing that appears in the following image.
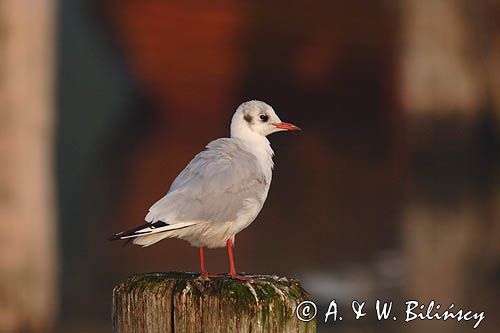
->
[146,138,267,224]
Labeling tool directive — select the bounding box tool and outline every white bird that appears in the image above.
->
[109,100,300,280]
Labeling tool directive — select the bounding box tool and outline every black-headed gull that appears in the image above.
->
[109,100,300,280]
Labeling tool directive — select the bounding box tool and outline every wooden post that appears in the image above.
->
[112,273,316,333]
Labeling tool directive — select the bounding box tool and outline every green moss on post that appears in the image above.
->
[112,272,316,333]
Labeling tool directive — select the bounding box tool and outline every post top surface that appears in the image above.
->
[114,272,310,307]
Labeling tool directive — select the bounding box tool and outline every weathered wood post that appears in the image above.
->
[112,272,316,333]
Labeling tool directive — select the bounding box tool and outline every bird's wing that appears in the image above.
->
[145,138,268,224]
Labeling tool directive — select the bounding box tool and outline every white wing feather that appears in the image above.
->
[146,138,268,225]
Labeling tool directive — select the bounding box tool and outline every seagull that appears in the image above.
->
[108,100,300,280]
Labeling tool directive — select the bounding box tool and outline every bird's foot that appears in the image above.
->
[229,273,254,281]
[199,273,225,279]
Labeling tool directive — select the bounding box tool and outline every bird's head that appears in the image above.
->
[230,100,300,139]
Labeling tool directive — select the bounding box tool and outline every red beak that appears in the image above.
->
[272,122,301,131]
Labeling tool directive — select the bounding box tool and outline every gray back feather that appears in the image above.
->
[146,138,268,223]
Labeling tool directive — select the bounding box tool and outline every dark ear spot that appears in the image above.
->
[244,114,252,123]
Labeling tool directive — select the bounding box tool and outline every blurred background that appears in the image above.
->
[1,0,499,332]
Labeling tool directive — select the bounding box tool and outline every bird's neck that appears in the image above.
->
[231,126,274,178]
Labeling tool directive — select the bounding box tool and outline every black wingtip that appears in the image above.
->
[107,221,169,242]
[107,234,122,241]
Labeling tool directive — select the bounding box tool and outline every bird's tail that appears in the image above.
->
[108,221,198,247]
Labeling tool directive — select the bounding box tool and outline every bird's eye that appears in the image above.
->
[259,114,269,122]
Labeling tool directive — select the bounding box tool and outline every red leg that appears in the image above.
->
[200,247,207,276]
[199,247,223,278]
[227,239,252,281]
